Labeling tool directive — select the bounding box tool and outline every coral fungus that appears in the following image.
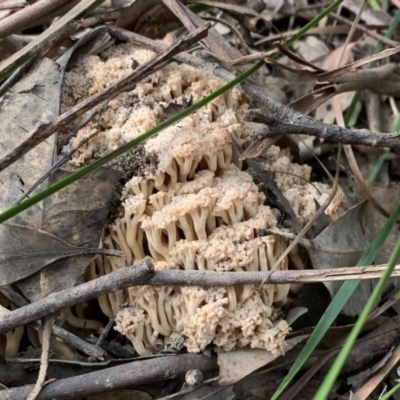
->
[61,41,344,357]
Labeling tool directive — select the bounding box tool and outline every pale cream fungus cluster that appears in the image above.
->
[57,42,345,357]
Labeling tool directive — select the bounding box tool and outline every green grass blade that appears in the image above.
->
[315,6,400,376]
[76,0,105,20]
[316,210,400,398]
[380,383,400,400]
[285,0,344,48]
[0,60,263,224]
[0,0,343,225]
[345,91,362,127]
[0,54,36,84]
[344,8,400,127]
[273,5,400,400]
[368,114,400,181]
[368,0,381,11]
[368,148,389,181]
[271,201,400,400]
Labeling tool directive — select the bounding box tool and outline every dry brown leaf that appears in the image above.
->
[315,92,355,125]
[303,202,371,317]
[360,183,400,264]
[343,0,391,25]
[274,41,324,72]
[218,336,307,385]
[291,64,400,114]
[0,57,61,228]
[355,344,400,400]
[0,29,120,301]
[15,167,121,301]
[0,223,120,288]
[293,36,330,63]
[269,202,371,316]
[324,63,400,96]
[319,42,400,78]
[291,42,400,114]
[320,42,356,71]
[0,29,113,223]
[0,34,29,62]
[67,26,114,67]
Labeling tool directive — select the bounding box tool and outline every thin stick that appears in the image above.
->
[1,354,218,400]
[13,126,101,205]
[26,315,55,400]
[1,261,399,334]
[95,318,114,347]
[330,12,399,48]
[0,260,154,334]
[0,1,27,10]
[0,0,71,39]
[0,0,96,77]
[0,24,210,172]
[230,135,303,235]
[108,27,400,150]
[0,286,106,359]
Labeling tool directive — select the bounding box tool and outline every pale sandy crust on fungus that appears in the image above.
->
[110,166,291,356]
[61,42,256,169]
[59,41,346,357]
[260,146,346,225]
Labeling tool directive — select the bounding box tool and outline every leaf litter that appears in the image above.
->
[1,0,400,399]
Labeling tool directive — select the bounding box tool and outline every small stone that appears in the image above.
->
[185,369,203,386]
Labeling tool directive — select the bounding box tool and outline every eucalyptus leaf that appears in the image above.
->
[0,28,119,301]
[15,167,121,301]
[0,223,120,287]
[264,202,371,316]
[218,337,307,385]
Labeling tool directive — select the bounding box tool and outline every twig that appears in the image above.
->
[13,126,101,205]
[107,27,400,150]
[0,286,106,359]
[0,354,218,400]
[0,259,154,334]
[262,151,340,276]
[2,261,400,335]
[330,12,399,48]
[0,0,71,39]
[51,325,106,360]
[230,135,303,235]
[0,24,210,172]
[162,0,245,70]
[26,314,55,400]
[202,15,251,54]
[245,109,400,148]
[0,0,119,79]
[0,0,27,10]
[95,318,114,347]
[0,55,36,97]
